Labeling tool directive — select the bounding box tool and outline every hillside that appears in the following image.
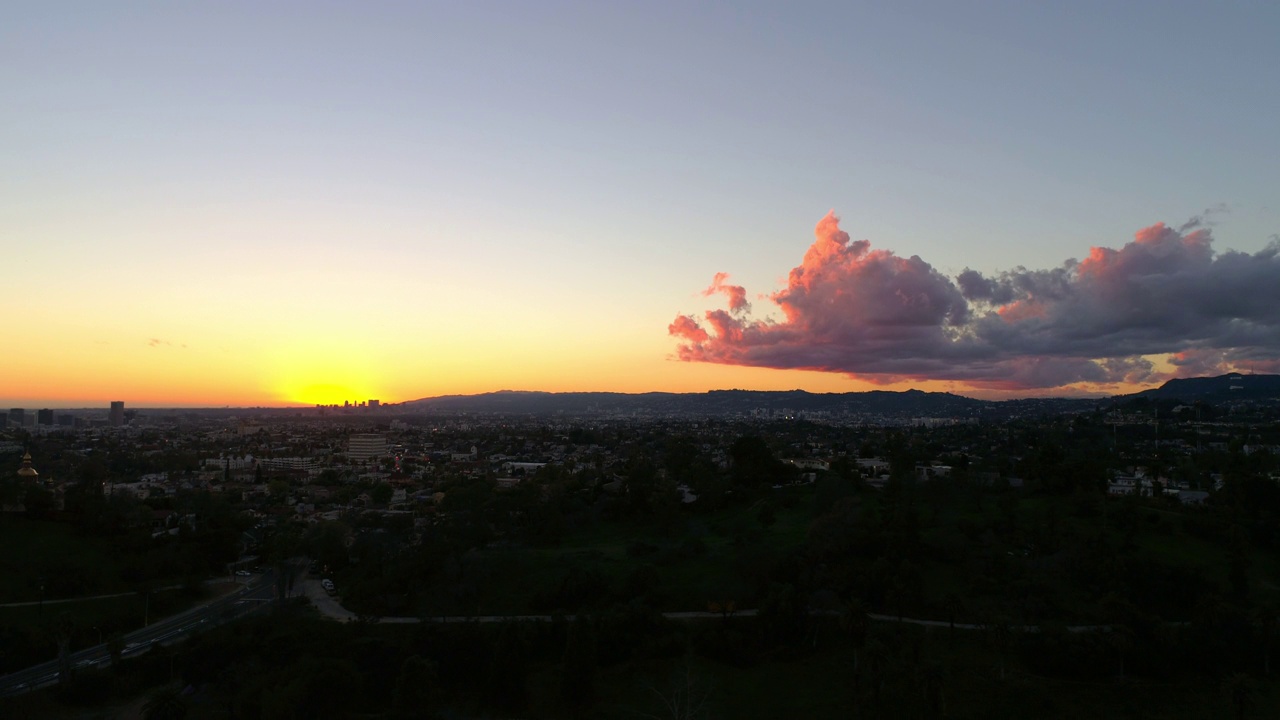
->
[1125,373,1280,401]
[400,388,1055,419]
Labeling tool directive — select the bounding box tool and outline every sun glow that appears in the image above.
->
[282,383,372,406]
[266,342,387,406]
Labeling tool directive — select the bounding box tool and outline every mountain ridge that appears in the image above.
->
[399,374,1279,418]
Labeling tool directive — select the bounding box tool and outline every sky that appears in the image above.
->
[4,2,1279,407]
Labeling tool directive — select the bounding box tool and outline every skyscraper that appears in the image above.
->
[37,409,54,426]
[109,401,124,427]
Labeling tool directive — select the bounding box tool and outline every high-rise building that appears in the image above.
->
[36,409,54,426]
[368,399,380,409]
[348,434,388,462]
[109,401,124,427]
[8,409,24,425]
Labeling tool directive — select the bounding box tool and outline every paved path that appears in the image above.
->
[297,578,1111,632]
[298,576,358,621]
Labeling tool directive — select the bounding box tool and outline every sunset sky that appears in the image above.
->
[5,2,1280,407]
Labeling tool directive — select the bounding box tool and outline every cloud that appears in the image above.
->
[1167,348,1229,377]
[702,272,751,314]
[147,338,188,349]
[1178,202,1228,232]
[669,212,1280,391]
[668,315,708,344]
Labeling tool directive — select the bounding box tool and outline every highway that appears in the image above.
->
[0,571,278,698]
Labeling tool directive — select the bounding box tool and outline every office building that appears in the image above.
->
[348,434,388,462]
[8,409,24,425]
[37,409,54,426]
[109,401,124,427]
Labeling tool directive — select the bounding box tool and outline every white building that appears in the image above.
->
[259,456,324,476]
[348,434,388,462]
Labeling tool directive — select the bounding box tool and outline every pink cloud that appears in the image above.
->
[668,315,709,344]
[668,212,1280,391]
[702,272,751,314]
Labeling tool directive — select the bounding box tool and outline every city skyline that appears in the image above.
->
[6,3,1280,407]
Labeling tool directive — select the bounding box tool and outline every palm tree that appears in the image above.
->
[142,686,187,720]
[1222,673,1253,720]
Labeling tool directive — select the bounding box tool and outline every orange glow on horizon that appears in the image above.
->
[4,317,1181,408]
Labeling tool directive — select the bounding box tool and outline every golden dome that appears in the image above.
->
[17,452,38,479]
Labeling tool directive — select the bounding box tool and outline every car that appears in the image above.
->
[235,570,252,576]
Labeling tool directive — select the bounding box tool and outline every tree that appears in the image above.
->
[1256,602,1277,678]
[106,632,125,669]
[1222,673,1254,720]
[392,655,440,719]
[640,658,713,720]
[984,616,1014,682]
[304,521,351,572]
[755,500,777,530]
[729,435,787,489]
[487,622,532,714]
[839,598,869,690]
[142,686,188,720]
[23,485,56,519]
[370,482,393,506]
[268,479,289,502]
[560,614,597,714]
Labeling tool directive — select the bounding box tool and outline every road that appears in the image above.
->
[0,572,278,698]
